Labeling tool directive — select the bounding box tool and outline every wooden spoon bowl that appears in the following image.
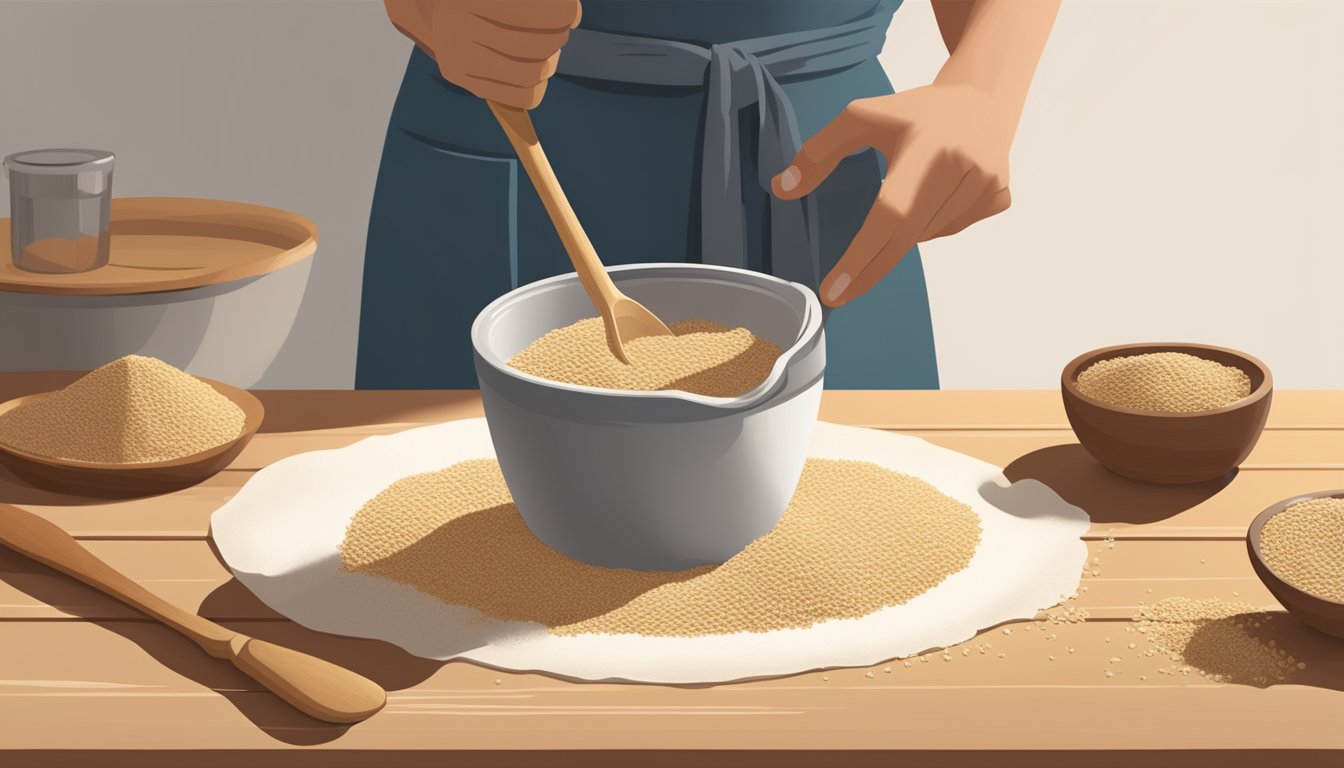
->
[0,377,264,498]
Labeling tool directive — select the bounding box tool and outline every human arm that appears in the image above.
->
[772,0,1060,307]
[383,0,582,109]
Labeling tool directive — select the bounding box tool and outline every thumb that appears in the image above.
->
[772,107,870,200]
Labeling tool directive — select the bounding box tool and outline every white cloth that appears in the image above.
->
[211,419,1090,684]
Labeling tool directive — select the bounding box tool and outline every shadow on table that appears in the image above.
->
[1002,443,1234,524]
[0,551,445,745]
[253,391,482,433]
[1182,610,1344,693]
[0,462,132,505]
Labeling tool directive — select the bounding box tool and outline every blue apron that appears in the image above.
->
[356,0,939,390]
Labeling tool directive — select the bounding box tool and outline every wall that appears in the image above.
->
[884,0,1343,389]
[2,0,1340,389]
[0,0,406,388]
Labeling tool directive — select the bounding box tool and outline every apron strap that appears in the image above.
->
[554,7,896,291]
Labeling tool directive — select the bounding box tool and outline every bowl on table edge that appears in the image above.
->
[472,263,825,572]
[0,378,264,498]
[1247,489,1344,640]
[1060,343,1272,485]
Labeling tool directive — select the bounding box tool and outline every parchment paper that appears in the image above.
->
[210,419,1089,684]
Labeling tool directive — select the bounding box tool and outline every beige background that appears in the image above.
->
[0,0,1340,389]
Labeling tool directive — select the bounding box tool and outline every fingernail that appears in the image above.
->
[825,272,851,303]
[778,166,800,192]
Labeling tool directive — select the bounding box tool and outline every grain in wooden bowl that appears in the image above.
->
[1060,343,1272,484]
[1247,490,1344,640]
[0,355,263,497]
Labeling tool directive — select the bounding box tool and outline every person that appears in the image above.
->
[356,0,1059,389]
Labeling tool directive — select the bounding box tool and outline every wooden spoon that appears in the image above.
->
[0,503,386,724]
[488,101,673,363]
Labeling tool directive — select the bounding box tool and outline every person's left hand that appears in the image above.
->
[772,83,1015,307]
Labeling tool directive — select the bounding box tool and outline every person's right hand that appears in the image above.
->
[384,0,582,109]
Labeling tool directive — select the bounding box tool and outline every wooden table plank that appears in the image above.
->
[0,375,1334,431]
[0,378,1339,762]
[0,538,1285,622]
[11,464,1338,542]
[0,618,1340,753]
[224,420,1342,472]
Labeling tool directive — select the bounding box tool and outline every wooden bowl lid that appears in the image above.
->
[0,197,317,296]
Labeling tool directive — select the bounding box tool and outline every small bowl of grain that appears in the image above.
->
[472,263,824,571]
[1247,490,1344,639]
[1060,343,1272,484]
[0,355,264,497]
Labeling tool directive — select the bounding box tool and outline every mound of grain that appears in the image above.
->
[1135,597,1297,685]
[340,458,982,637]
[507,317,782,398]
[1260,497,1344,602]
[0,355,246,464]
[1076,352,1251,413]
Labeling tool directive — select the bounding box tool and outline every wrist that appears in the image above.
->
[930,73,1023,131]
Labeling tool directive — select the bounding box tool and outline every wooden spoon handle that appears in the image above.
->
[487,101,621,313]
[0,503,235,655]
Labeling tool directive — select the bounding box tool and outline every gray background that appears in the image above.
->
[0,0,407,388]
[2,0,1341,389]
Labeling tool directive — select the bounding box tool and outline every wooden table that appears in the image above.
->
[1,376,1340,766]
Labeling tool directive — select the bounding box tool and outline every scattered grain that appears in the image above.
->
[1134,597,1297,686]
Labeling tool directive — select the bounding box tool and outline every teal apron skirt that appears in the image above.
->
[356,0,939,390]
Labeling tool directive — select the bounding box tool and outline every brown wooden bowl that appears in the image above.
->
[1060,343,1272,484]
[0,378,264,498]
[1247,490,1344,640]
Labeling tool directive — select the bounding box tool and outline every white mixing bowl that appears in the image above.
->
[472,264,825,571]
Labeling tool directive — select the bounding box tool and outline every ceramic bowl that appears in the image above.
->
[472,264,824,571]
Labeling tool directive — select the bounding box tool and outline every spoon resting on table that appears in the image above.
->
[0,503,386,724]
[488,100,673,363]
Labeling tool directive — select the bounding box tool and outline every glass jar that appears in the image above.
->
[4,148,115,273]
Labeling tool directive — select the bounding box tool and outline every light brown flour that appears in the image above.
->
[339,458,982,637]
[1135,597,1297,685]
[17,234,106,273]
[507,317,782,397]
[1076,352,1251,413]
[1260,497,1344,602]
[0,355,246,464]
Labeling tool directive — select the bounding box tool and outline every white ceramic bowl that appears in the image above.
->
[472,264,824,571]
[0,259,311,388]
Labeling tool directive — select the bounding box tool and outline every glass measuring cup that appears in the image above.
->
[4,149,115,273]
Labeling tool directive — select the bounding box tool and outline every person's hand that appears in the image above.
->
[772,84,1014,307]
[384,0,582,109]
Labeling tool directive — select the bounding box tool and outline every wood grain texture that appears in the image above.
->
[8,466,1338,541]
[0,538,1279,622]
[0,381,1339,762]
[0,198,317,296]
[0,620,1340,752]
